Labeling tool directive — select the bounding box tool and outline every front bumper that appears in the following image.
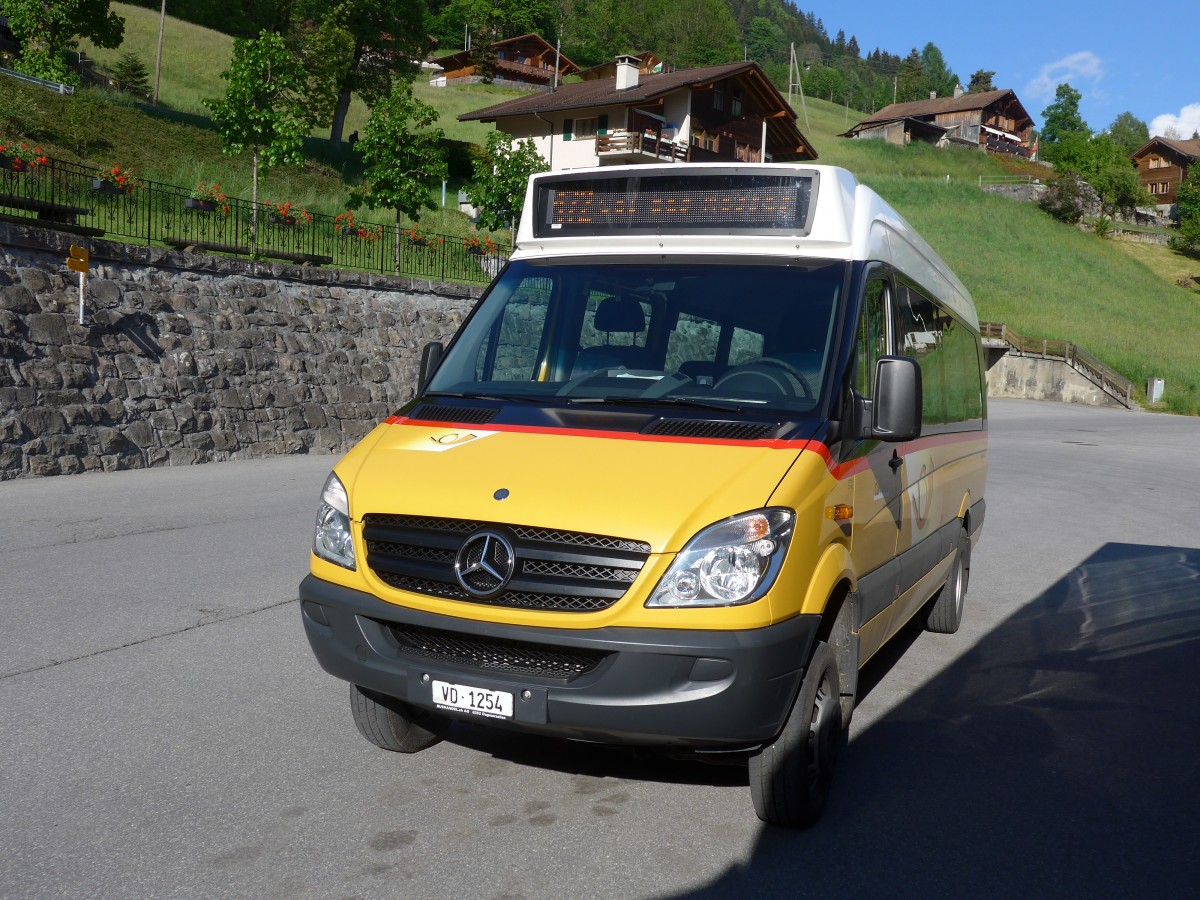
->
[300,575,820,748]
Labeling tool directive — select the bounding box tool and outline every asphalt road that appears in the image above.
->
[2,398,1198,899]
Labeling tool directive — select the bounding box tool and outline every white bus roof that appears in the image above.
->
[513,163,977,328]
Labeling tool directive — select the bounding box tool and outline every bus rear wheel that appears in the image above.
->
[924,524,970,634]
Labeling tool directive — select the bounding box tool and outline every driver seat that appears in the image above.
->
[571,296,648,377]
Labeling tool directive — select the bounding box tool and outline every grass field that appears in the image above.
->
[12,4,1200,413]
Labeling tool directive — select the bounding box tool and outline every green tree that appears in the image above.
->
[1051,133,1150,217]
[656,0,740,67]
[1169,176,1200,255]
[1107,111,1150,156]
[895,48,925,103]
[1040,83,1089,160]
[467,131,547,235]
[5,0,124,85]
[747,16,786,64]
[111,51,151,96]
[292,0,431,148]
[920,42,958,98]
[203,30,311,252]
[349,82,448,269]
[967,69,995,93]
[1084,135,1150,216]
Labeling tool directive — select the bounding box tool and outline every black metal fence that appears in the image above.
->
[0,155,509,282]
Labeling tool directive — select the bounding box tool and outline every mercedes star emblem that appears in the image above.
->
[454,531,516,599]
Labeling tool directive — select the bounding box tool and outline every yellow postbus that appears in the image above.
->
[300,164,987,827]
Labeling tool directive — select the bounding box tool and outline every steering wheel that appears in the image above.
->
[714,357,814,400]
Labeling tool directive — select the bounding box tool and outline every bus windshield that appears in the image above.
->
[426,257,847,416]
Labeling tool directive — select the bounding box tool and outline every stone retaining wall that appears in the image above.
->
[0,222,481,479]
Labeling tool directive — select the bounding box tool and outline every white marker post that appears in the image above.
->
[67,245,89,324]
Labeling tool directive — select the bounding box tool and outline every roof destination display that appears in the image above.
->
[533,168,819,237]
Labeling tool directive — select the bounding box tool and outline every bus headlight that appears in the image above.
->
[313,472,356,570]
[647,509,794,607]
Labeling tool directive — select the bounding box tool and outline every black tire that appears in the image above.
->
[350,684,449,753]
[924,524,970,634]
[749,642,843,828]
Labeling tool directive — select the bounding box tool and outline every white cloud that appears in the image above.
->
[1150,103,1200,139]
[1024,52,1104,101]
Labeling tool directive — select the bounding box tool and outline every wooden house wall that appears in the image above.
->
[933,110,983,144]
[1135,151,1190,204]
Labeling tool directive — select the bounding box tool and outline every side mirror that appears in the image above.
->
[418,341,443,393]
[872,356,922,442]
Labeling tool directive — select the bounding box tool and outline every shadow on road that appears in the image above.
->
[675,543,1200,897]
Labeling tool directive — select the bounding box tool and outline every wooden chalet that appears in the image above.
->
[430,34,578,89]
[575,52,668,82]
[1131,136,1200,213]
[459,57,816,170]
[842,88,1034,158]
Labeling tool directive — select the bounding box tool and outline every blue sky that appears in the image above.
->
[802,1,1200,139]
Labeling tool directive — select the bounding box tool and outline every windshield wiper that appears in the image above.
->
[567,396,745,413]
[422,391,541,403]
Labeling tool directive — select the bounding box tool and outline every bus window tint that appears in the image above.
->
[475,277,553,381]
[428,259,845,415]
[855,279,889,397]
[899,283,982,430]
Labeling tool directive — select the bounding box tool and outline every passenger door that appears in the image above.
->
[850,275,906,659]
[891,282,949,627]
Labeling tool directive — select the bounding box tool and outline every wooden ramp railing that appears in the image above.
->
[980,322,1136,408]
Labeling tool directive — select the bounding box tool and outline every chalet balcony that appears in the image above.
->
[596,130,688,163]
[494,58,556,83]
[985,138,1031,159]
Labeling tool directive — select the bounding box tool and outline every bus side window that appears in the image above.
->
[855,279,889,397]
[899,284,945,425]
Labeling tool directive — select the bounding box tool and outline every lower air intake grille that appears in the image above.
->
[386,622,608,680]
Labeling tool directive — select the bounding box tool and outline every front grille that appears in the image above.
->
[364,514,651,613]
[386,621,608,680]
[408,403,498,425]
[646,418,780,441]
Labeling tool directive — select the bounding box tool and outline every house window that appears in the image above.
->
[692,130,718,152]
[713,86,725,111]
[575,118,598,139]
[731,90,743,117]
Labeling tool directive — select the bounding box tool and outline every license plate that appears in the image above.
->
[431,680,513,719]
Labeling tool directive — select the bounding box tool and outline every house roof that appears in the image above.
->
[431,33,579,75]
[1131,136,1200,162]
[859,89,1032,129]
[460,61,814,160]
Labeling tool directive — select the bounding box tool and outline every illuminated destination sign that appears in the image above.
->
[533,169,818,237]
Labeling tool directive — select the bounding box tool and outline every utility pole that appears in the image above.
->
[787,43,810,133]
[152,0,167,106]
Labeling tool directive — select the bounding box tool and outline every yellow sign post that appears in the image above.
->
[67,245,89,323]
[67,245,89,273]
